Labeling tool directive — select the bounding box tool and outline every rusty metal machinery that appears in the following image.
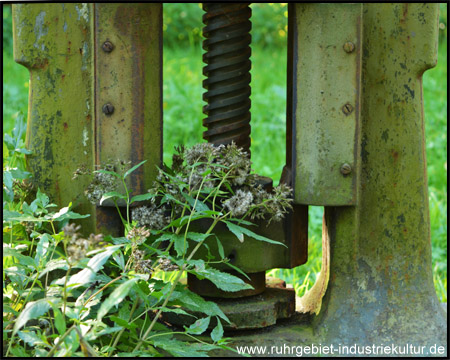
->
[12,3,163,236]
[13,2,447,354]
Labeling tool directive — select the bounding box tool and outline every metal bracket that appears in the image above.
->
[291,4,362,206]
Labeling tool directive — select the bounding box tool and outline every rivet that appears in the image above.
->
[342,103,354,115]
[102,41,114,53]
[343,41,355,53]
[102,103,115,115]
[340,163,352,175]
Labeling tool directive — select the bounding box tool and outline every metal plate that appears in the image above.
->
[94,3,163,206]
[291,4,362,206]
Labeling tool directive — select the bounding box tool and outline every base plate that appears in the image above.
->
[163,282,296,330]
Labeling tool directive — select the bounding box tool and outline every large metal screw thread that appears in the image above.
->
[202,3,252,153]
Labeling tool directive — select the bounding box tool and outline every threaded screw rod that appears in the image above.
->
[202,3,252,153]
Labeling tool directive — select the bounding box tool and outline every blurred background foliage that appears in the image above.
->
[3,3,447,301]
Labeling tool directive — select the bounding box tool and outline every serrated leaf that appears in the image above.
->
[152,337,213,357]
[159,306,196,317]
[170,286,229,323]
[17,331,46,346]
[181,193,209,212]
[13,298,59,335]
[124,160,147,179]
[187,232,212,242]
[67,245,123,288]
[211,317,223,343]
[224,221,286,246]
[97,277,140,320]
[186,316,210,335]
[190,267,253,292]
[3,170,13,189]
[130,192,155,203]
[173,234,187,257]
[224,221,244,242]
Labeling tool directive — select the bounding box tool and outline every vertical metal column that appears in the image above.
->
[288,3,446,348]
[12,3,163,236]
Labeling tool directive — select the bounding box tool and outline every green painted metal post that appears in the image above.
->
[313,3,446,347]
[226,3,446,352]
[12,3,162,236]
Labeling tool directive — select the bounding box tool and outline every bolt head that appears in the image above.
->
[340,163,352,175]
[343,41,355,53]
[342,103,354,115]
[102,41,114,53]
[102,103,115,115]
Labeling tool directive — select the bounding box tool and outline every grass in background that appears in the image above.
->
[3,3,447,302]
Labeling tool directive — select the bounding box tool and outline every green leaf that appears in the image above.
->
[211,317,223,343]
[110,315,138,330]
[170,286,229,323]
[39,259,69,278]
[3,246,36,268]
[181,193,209,212]
[215,235,225,259]
[190,267,253,292]
[152,337,214,357]
[35,233,51,263]
[99,191,127,205]
[17,331,46,347]
[222,261,251,280]
[224,221,286,246]
[130,192,155,203]
[173,234,187,257]
[67,245,123,288]
[51,303,66,335]
[51,206,90,222]
[224,221,244,243]
[187,232,212,242]
[186,316,210,335]
[13,298,59,335]
[9,168,31,179]
[124,160,147,179]
[3,170,13,189]
[159,306,196,318]
[97,277,140,320]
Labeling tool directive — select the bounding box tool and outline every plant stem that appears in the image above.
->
[46,324,76,357]
[108,296,139,356]
[113,199,126,226]
[133,217,221,352]
[121,178,130,225]
[62,265,72,315]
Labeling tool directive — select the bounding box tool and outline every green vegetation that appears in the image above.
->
[2,5,447,356]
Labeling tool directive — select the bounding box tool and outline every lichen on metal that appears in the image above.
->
[12,3,163,235]
[293,4,362,206]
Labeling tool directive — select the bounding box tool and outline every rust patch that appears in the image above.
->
[63,122,68,130]
[390,149,399,162]
[61,74,65,82]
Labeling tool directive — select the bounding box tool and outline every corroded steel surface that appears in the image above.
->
[202,3,252,152]
[292,4,362,206]
[94,3,163,206]
[13,4,97,232]
[13,4,163,234]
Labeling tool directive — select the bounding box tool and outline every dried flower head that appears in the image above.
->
[63,223,105,263]
[223,189,254,217]
[84,164,117,205]
[127,226,151,245]
[132,205,170,230]
[157,257,179,272]
[131,249,153,275]
[184,143,216,166]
